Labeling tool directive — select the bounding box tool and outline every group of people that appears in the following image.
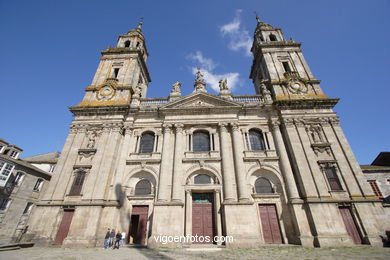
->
[104,228,126,249]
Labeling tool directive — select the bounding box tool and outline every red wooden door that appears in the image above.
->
[339,207,362,244]
[54,210,74,245]
[259,204,282,244]
[192,193,214,243]
[130,206,148,245]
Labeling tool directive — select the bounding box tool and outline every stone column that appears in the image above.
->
[110,124,132,199]
[215,190,223,245]
[92,123,122,200]
[231,123,250,201]
[327,117,372,196]
[157,124,173,202]
[280,118,318,198]
[185,190,192,237]
[270,120,300,200]
[43,124,77,200]
[52,124,87,200]
[218,123,236,201]
[295,120,329,198]
[172,124,184,202]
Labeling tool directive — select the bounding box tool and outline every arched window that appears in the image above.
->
[269,34,277,41]
[194,174,211,184]
[139,132,155,153]
[255,177,273,193]
[135,179,151,195]
[193,131,210,152]
[249,129,265,151]
[124,40,130,47]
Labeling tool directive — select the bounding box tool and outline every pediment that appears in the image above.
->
[161,93,241,109]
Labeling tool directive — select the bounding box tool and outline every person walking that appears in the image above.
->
[113,230,122,249]
[104,228,111,249]
[109,229,116,248]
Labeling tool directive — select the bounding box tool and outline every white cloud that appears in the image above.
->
[220,9,252,56]
[187,51,240,92]
[191,67,240,92]
[186,51,216,71]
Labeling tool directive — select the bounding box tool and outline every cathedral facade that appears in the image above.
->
[25,19,386,248]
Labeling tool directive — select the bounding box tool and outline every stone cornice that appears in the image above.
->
[274,98,339,109]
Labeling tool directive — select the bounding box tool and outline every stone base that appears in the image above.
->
[148,204,184,248]
[223,203,262,247]
[62,237,99,248]
[313,235,354,247]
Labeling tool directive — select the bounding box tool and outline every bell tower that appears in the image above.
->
[250,16,327,101]
[76,21,151,107]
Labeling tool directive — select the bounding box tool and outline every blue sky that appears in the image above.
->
[0,0,389,164]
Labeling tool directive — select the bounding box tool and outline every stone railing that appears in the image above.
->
[232,95,264,103]
[140,98,168,106]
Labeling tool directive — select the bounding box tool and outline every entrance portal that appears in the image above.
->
[129,206,148,245]
[259,204,282,244]
[192,193,214,243]
[339,207,362,244]
[54,209,74,245]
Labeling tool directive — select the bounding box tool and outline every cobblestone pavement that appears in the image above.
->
[0,246,389,260]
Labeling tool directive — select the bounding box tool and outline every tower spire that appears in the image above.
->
[137,17,144,31]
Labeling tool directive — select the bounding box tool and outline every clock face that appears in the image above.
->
[96,84,116,100]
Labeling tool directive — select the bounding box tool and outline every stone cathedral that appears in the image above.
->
[25,18,386,248]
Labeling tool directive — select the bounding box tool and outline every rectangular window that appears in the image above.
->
[33,179,44,191]
[282,62,291,72]
[69,171,86,196]
[13,172,24,186]
[114,68,120,78]
[49,164,55,173]
[0,199,11,211]
[368,180,383,199]
[323,166,343,191]
[10,151,18,158]
[0,162,14,186]
[23,202,33,214]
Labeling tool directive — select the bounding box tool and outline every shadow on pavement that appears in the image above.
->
[125,244,175,260]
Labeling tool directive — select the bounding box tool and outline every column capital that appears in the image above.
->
[218,122,229,132]
[162,123,173,134]
[123,124,133,135]
[281,118,295,127]
[230,122,240,132]
[174,123,184,133]
[328,117,340,126]
[269,119,280,130]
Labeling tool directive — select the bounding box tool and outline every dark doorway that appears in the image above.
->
[54,209,74,245]
[259,204,282,244]
[192,193,214,243]
[129,206,148,245]
[339,207,363,244]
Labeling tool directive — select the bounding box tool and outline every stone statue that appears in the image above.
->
[87,132,96,148]
[193,68,207,93]
[219,79,228,91]
[171,81,181,94]
[132,85,142,98]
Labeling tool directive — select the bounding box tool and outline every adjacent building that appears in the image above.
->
[0,139,52,244]
[361,152,390,236]
[24,18,388,248]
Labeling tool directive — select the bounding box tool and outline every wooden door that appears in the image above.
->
[54,210,74,245]
[259,204,282,244]
[192,193,214,243]
[130,206,148,245]
[339,207,362,244]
